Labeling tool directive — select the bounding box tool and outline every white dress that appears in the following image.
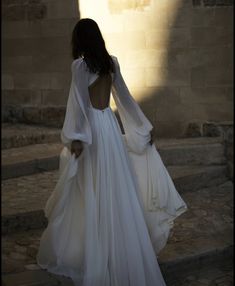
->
[36,56,188,286]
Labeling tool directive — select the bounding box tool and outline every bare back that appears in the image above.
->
[88,73,112,110]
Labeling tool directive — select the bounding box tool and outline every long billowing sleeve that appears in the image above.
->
[111,56,153,154]
[61,59,92,149]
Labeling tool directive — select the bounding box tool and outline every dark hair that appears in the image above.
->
[71,18,114,75]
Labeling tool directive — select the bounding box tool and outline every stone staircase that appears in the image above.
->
[2,123,233,285]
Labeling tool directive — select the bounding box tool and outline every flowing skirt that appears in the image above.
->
[37,106,187,286]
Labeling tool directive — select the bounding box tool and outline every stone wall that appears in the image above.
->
[80,0,233,137]
[2,0,234,137]
[204,122,234,181]
[2,0,79,126]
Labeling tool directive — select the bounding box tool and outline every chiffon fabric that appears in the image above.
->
[36,56,187,286]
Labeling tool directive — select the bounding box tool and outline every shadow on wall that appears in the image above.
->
[2,0,232,138]
[81,0,232,138]
[137,0,233,138]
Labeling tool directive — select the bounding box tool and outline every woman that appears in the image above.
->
[37,18,187,286]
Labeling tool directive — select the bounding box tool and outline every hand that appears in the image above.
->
[149,129,156,145]
[71,140,83,158]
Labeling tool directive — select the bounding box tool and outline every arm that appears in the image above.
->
[61,59,92,154]
[111,56,154,153]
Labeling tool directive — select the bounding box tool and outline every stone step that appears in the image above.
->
[2,253,233,286]
[1,166,228,235]
[2,137,226,180]
[156,137,226,166]
[2,123,60,149]
[2,143,63,180]
[2,181,233,285]
[168,165,227,193]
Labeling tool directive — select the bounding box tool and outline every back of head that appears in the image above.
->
[71,18,114,75]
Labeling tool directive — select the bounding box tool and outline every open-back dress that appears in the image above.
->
[36,56,187,286]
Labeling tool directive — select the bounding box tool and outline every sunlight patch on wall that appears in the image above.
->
[79,0,181,109]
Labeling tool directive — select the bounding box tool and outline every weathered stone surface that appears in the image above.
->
[186,122,203,137]
[2,105,23,123]
[2,123,60,149]
[2,0,233,143]
[22,107,42,124]
[2,270,59,286]
[41,106,65,127]
[157,139,226,166]
[193,0,233,6]
[1,164,229,234]
[2,90,41,106]
[1,181,233,285]
[108,0,151,13]
[27,3,47,21]
[168,165,227,193]
[2,143,62,179]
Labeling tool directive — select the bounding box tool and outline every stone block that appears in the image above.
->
[167,48,190,68]
[40,19,71,38]
[205,66,233,86]
[41,90,67,106]
[165,67,191,86]
[204,6,233,27]
[122,31,146,50]
[31,54,71,73]
[98,16,124,34]
[186,122,203,137]
[189,46,233,68]
[146,67,167,87]
[105,33,126,54]
[2,75,14,90]
[156,101,193,122]
[12,74,33,90]
[2,105,23,123]
[191,26,232,47]
[214,7,233,27]
[27,2,47,21]
[123,12,152,32]
[191,8,205,27]
[2,56,33,73]
[2,4,26,21]
[150,8,168,28]
[203,8,216,27]
[108,0,151,14]
[23,107,42,124]
[191,66,205,87]
[195,102,233,122]
[168,28,190,49]
[145,29,169,50]
[46,0,79,19]
[41,106,66,127]
[203,122,223,137]
[13,73,70,90]
[227,87,234,102]
[2,270,58,286]
[158,140,226,166]
[190,27,205,47]
[167,5,192,28]
[122,67,146,88]
[203,121,234,139]
[1,21,37,39]
[180,87,231,105]
[2,90,40,106]
[188,48,207,68]
[227,161,233,181]
[154,120,186,138]
[148,86,181,105]
[2,37,71,58]
[124,50,167,69]
[2,38,34,58]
